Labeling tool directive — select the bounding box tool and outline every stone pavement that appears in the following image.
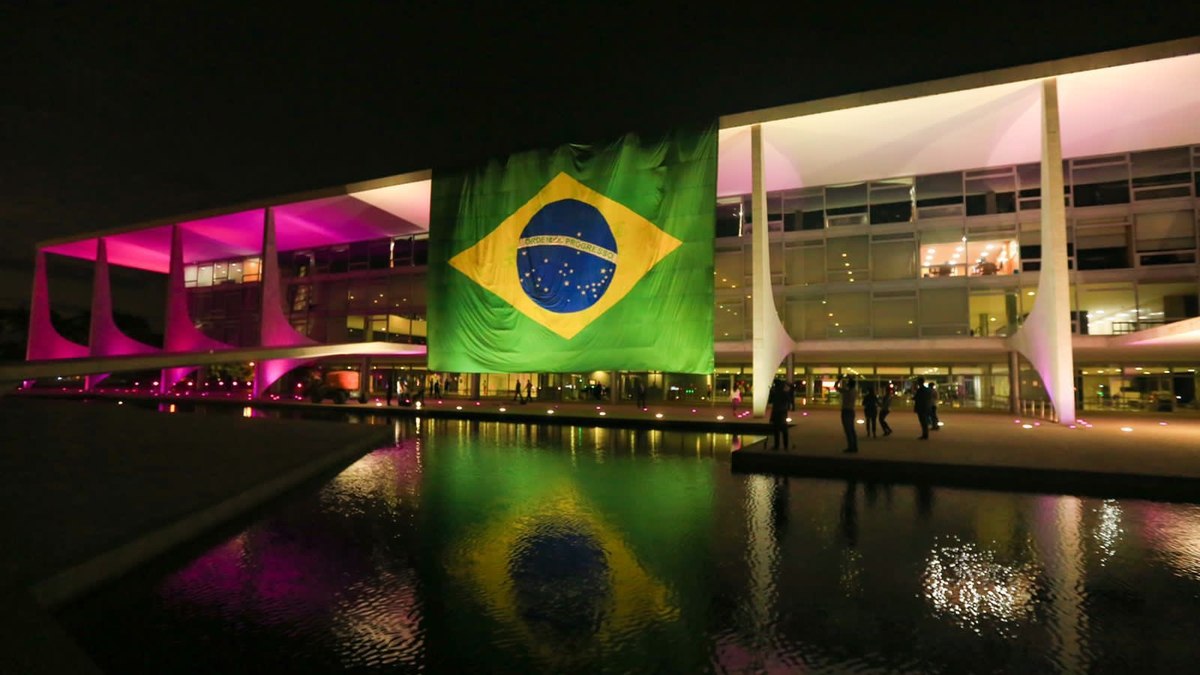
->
[0,397,389,674]
[733,407,1200,501]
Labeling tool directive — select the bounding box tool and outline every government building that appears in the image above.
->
[20,38,1200,424]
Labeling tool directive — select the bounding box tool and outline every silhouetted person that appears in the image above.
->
[524,379,532,402]
[879,387,893,436]
[913,377,932,439]
[768,378,790,451]
[513,380,522,402]
[786,380,796,411]
[432,376,441,399]
[862,387,878,438]
[635,378,646,408]
[928,382,940,431]
[836,375,858,453]
[386,373,395,406]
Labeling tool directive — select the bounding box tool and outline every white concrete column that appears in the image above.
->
[1009,79,1076,424]
[750,124,794,417]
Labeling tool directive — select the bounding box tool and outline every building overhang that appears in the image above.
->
[37,172,432,273]
[717,38,1200,196]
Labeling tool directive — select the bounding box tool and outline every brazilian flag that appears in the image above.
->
[428,124,716,373]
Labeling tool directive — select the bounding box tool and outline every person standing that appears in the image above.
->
[432,376,441,399]
[386,372,395,406]
[513,379,522,402]
[836,376,858,453]
[635,378,647,408]
[928,382,941,431]
[768,379,790,451]
[879,387,893,436]
[913,377,932,439]
[524,378,532,403]
[862,387,878,438]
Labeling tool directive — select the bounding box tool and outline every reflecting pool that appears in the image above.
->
[59,417,1200,673]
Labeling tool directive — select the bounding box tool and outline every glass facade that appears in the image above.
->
[715,142,1200,342]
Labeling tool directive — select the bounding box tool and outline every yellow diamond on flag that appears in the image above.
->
[448,172,682,339]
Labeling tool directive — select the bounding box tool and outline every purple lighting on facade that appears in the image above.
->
[41,189,430,273]
[26,250,89,361]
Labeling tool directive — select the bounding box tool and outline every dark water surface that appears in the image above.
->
[58,411,1200,673]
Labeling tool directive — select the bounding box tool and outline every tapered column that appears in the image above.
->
[26,250,88,361]
[160,224,234,394]
[253,208,317,399]
[1009,79,1076,424]
[750,124,794,417]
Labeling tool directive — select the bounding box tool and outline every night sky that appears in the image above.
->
[2,2,1197,312]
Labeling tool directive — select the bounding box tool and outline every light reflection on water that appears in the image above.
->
[59,415,1200,674]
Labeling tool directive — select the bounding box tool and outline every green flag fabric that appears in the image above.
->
[428,124,716,373]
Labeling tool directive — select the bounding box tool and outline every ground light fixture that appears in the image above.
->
[716,415,725,421]
[498,407,506,412]
[655,413,664,419]
[1121,426,1133,432]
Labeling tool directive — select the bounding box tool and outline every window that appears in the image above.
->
[1075,219,1131,270]
[825,235,868,284]
[183,265,198,288]
[966,226,1018,276]
[1071,154,1129,207]
[783,187,825,230]
[196,264,213,287]
[915,172,963,218]
[716,199,743,238]
[715,301,746,341]
[919,287,969,336]
[1138,280,1199,325]
[871,234,916,281]
[920,228,967,278]
[872,291,917,337]
[715,250,743,289]
[869,178,913,224]
[825,182,868,226]
[1078,282,1136,335]
[243,257,261,283]
[784,241,825,285]
[1131,147,1192,200]
[825,292,870,337]
[965,168,1017,216]
[1136,210,1196,251]
[969,289,1019,337]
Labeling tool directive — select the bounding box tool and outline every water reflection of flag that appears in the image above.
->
[449,481,677,667]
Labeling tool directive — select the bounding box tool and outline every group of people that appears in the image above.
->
[835,376,939,452]
[511,378,534,403]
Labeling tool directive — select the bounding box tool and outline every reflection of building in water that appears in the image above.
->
[1143,503,1200,581]
[923,537,1040,633]
[1094,499,1123,566]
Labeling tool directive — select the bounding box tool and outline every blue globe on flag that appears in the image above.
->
[517,199,618,313]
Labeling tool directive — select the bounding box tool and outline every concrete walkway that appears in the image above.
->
[732,408,1200,501]
[0,397,389,674]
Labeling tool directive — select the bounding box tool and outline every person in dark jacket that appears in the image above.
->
[862,387,879,438]
[836,376,858,453]
[913,377,932,439]
[768,379,790,451]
